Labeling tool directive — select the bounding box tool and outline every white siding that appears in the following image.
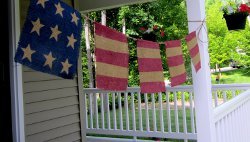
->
[22,67,83,142]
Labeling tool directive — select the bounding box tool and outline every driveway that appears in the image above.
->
[211,67,238,73]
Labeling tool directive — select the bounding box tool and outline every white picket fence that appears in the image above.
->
[83,84,250,141]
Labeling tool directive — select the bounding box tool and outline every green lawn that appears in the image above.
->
[211,68,250,84]
[87,107,196,141]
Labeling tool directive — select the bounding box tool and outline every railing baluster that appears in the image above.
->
[125,92,129,130]
[84,93,88,129]
[174,91,179,133]
[166,92,172,132]
[118,93,123,130]
[232,90,236,98]
[112,93,117,130]
[106,94,111,130]
[89,93,93,129]
[239,105,244,142]
[247,102,250,141]
[144,93,150,131]
[159,92,164,132]
[100,93,105,129]
[232,110,236,142]
[94,93,99,129]
[131,92,136,131]
[244,103,249,142]
[224,115,229,142]
[152,93,157,132]
[215,122,219,142]
[222,120,226,142]
[189,91,195,133]
[243,104,247,142]
[223,91,227,103]
[228,113,233,142]
[236,108,240,141]
[215,91,218,107]
[218,120,222,142]
[138,92,143,131]
[181,92,187,138]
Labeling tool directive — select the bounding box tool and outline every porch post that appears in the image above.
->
[186,0,216,142]
[9,0,26,142]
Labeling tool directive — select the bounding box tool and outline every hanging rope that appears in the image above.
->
[83,14,208,44]
[190,18,209,43]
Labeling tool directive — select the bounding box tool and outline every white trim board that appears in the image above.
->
[76,0,156,13]
[9,0,25,142]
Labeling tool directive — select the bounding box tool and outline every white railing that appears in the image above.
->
[83,86,196,141]
[83,84,250,141]
[212,84,250,107]
[214,89,250,142]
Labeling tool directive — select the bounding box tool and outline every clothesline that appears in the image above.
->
[82,14,208,44]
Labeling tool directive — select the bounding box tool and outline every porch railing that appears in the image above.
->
[212,84,250,107]
[82,84,250,141]
[214,89,250,142]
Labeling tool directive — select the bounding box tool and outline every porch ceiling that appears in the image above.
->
[76,0,156,13]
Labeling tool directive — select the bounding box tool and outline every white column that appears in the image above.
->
[9,0,25,142]
[186,0,216,142]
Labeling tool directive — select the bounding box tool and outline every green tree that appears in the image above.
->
[82,0,191,87]
[207,0,250,68]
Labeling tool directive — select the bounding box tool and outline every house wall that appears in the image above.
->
[20,0,83,142]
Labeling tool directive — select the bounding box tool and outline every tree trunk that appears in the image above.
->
[122,18,126,34]
[101,10,107,25]
[84,15,94,88]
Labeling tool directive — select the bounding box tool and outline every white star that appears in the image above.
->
[30,18,44,35]
[22,44,36,62]
[43,52,56,69]
[36,0,48,8]
[61,59,72,74]
[71,12,79,26]
[67,34,77,49]
[55,2,64,17]
[50,25,62,41]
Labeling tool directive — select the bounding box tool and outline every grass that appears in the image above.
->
[211,68,250,84]
[87,106,196,141]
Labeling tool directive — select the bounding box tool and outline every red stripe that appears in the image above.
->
[167,55,184,67]
[95,48,129,67]
[189,45,199,58]
[95,22,127,43]
[165,40,181,48]
[171,73,187,87]
[194,61,201,72]
[138,58,163,72]
[96,75,128,91]
[137,39,159,49]
[140,82,166,93]
[185,31,196,42]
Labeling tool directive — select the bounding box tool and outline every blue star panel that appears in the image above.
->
[15,0,82,79]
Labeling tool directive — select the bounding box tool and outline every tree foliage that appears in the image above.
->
[207,0,250,68]
[81,0,195,87]
[82,0,250,88]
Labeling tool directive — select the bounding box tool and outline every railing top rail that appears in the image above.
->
[83,84,250,94]
[211,83,250,90]
[83,85,194,94]
[214,89,250,122]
